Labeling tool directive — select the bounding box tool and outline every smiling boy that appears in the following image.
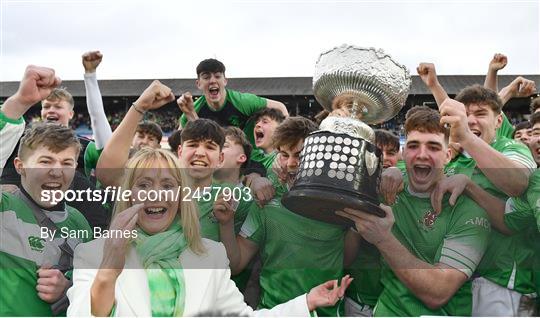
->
[0,65,92,316]
[441,85,537,315]
[338,106,490,316]
[178,119,254,242]
[177,58,288,132]
[215,117,347,316]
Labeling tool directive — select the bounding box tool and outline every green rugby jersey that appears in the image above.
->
[503,169,540,297]
[497,113,515,140]
[240,197,346,316]
[196,181,253,241]
[445,137,537,294]
[250,149,277,170]
[179,89,267,147]
[195,181,254,290]
[345,239,383,307]
[83,141,103,179]
[0,192,92,316]
[374,188,490,317]
[265,169,289,199]
[504,169,540,234]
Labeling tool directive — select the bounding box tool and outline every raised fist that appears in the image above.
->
[133,80,175,111]
[439,98,472,144]
[503,76,537,98]
[14,65,61,108]
[489,53,508,72]
[416,63,438,88]
[36,266,70,303]
[212,194,235,225]
[514,77,537,97]
[82,51,103,73]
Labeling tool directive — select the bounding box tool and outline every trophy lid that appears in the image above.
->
[313,45,411,124]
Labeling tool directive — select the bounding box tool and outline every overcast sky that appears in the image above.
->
[1,0,538,81]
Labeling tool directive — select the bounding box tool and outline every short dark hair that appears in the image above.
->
[375,129,400,152]
[136,121,163,142]
[273,117,318,150]
[455,84,503,114]
[530,112,540,127]
[181,119,225,149]
[513,121,531,138]
[18,123,81,160]
[530,96,540,113]
[167,129,182,154]
[224,127,252,169]
[251,108,286,125]
[404,106,449,142]
[196,59,226,78]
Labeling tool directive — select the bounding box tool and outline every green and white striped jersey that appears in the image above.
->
[445,136,537,294]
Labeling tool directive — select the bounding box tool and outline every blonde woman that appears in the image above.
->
[67,148,351,316]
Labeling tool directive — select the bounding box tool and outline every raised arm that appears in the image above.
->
[417,63,449,108]
[266,99,289,117]
[67,204,142,316]
[430,174,511,235]
[498,76,537,106]
[464,180,511,235]
[440,99,532,196]
[82,50,112,149]
[484,53,507,92]
[96,80,175,186]
[177,92,199,129]
[337,206,474,310]
[213,196,259,274]
[1,65,61,169]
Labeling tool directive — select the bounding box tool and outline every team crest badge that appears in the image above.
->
[28,236,46,252]
[419,209,438,231]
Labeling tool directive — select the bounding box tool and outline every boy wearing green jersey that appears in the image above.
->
[250,108,285,169]
[95,82,252,242]
[1,66,92,316]
[215,117,347,316]
[338,106,491,316]
[178,119,253,242]
[439,85,537,316]
[177,58,288,132]
[344,129,401,316]
[461,113,540,314]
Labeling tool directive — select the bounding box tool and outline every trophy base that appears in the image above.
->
[281,186,386,227]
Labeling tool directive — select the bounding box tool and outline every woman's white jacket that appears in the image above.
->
[67,238,310,316]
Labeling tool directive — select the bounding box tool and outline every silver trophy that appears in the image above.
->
[282,45,411,226]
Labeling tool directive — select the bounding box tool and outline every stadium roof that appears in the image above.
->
[1,75,539,98]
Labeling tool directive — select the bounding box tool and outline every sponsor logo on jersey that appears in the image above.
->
[28,236,46,252]
[419,209,438,231]
[465,217,490,229]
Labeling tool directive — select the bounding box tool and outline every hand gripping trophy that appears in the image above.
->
[282,45,411,226]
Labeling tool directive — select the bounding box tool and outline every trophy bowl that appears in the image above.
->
[282,45,411,226]
[313,44,411,124]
